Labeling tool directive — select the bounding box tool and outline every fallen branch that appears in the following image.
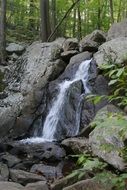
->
[47,0,81,42]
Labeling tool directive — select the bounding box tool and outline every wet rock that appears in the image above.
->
[79,30,106,52]
[63,38,78,51]
[94,37,127,66]
[0,163,9,181]
[30,162,63,179]
[25,181,49,190]
[1,153,21,168]
[10,169,46,185]
[89,104,127,171]
[6,43,25,55]
[61,50,78,62]
[10,142,66,162]
[63,178,110,190]
[107,19,127,40]
[0,182,24,190]
[61,137,91,154]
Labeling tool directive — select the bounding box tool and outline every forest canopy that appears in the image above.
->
[5,0,127,42]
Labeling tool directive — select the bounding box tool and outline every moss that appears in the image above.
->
[0,70,6,92]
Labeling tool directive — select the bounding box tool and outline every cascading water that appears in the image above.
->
[22,59,92,143]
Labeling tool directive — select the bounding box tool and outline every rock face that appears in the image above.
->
[89,104,127,171]
[107,19,127,40]
[94,37,127,66]
[10,169,46,185]
[25,181,49,190]
[79,30,106,52]
[0,40,67,141]
[0,182,24,190]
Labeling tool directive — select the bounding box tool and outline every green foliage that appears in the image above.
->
[95,172,127,190]
[99,62,127,107]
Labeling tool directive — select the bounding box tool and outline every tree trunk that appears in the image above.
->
[0,0,7,65]
[77,1,82,41]
[50,0,56,40]
[109,0,114,24]
[40,0,51,42]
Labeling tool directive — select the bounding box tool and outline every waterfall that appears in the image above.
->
[21,59,91,143]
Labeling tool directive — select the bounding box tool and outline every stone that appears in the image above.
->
[10,169,46,185]
[1,153,21,168]
[9,142,66,162]
[94,37,127,66]
[0,182,24,190]
[79,30,106,52]
[63,179,111,190]
[61,137,91,154]
[0,40,67,141]
[25,181,49,190]
[63,38,78,51]
[89,104,127,171]
[6,43,25,55]
[30,162,63,179]
[107,19,127,40]
[61,50,78,62]
[0,163,9,181]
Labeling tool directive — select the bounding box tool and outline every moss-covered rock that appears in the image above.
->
[89,104,127,171]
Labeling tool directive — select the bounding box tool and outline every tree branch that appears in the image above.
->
[47,0,80,42]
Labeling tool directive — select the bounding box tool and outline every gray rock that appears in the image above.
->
[89,104,127,171]
[63,38,78,51]
[63,179,110,190]
[61,50,78,62]
[61,137,91,154]
[107,19,127,40]
[1,153,21,168]
[79,30,106,52]
[6,43,25,55]
[25,181,49,190]
[10,169,46,185]
[0,40,67,141]
[0,163,9,181]
[94,37,127,66]
[0,182,24,190]
[30,163,63,179]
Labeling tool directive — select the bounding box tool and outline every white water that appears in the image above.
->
[21,59,91,144]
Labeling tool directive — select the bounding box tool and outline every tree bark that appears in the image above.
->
[0,0,7,65]
[50,0,56,40]
[40,0,51,42]
[109,0,114,24]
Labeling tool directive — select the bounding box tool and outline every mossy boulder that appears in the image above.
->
[89,104,127,171]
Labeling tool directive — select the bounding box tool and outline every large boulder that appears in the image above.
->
[107,19,127,40]
[0,40,67,140]
[89,104,127,171]
[25,181,49,190]
[94,37,127,66]
[79,30,106,52]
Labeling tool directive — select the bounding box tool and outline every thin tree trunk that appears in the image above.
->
[50,0,56,40]
[0,0,7,65]
[77,1,82,41]
[72,0,76,37]
[40,0,51,42]
[109,0,114,24]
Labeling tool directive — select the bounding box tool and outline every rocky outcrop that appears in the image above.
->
[79,30,106,52]
[0,40,67,140]
[6,43,25,55]
[25,181,49,190]
[89,104,127,171]
[0,182,24,190]
[107,19,127,40]
[94,37,127,66]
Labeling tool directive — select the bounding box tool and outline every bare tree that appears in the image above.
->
[0,0,7,65]
[40,0,51,42]
[109,0,114,24]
